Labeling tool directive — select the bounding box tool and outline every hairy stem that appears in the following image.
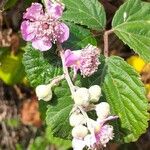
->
[49,74,65,87]
[57,43,75,95]
[103,29,114,57]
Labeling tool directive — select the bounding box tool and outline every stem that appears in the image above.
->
[57,43,75,95]
[103,29,114,57]
[49,74,65,87]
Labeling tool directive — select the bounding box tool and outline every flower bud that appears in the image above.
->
[95,102,110,120]
[35,84,52,101]
[69,112,85,126]
[89,85,101,103]
[72,125,88,139]
[73,88,90,107]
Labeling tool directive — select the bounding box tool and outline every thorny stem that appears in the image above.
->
[103,29,114,57]
[57,43,75,95]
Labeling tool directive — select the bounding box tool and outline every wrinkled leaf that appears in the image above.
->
[112,0,150,62]
[103,56,149,143]
[62,0,106,30]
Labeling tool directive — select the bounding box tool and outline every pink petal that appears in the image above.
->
[32,37,52,51]
[64,49,81,67]
[57,23,69,43]
[45,0,64,19]
[23,3,44,20]
[20,21,35,41]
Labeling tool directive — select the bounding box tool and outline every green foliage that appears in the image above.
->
[6,118,20,128]
[112,0,150,62]
[46,80,73,139]
[4,0,18,10]
[28,137,47,150]
[62,0,106,30]
[22,43,62,87]
[46,127,71,149]
[63,23,97,49]
[0,52,25,85]
[102,56,149,143]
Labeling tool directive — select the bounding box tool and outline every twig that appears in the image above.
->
[103,29,114,57]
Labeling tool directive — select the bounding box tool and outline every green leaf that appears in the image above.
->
[4,0,18,10]
[46,127,71,149]
[102,56,149,143]
[0,52,25,85]
[62,0,106,30]
[112,0,150,62]
[63,23,97,49]
[22,43,62,87]
[46,80,73,139]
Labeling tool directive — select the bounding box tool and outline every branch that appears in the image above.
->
[103,29,114,57]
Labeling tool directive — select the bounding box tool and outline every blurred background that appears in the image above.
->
[0,0,150,149]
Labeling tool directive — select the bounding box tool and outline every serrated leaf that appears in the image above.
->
[102,56,149,143]
[62,0,106,30]
[46,80,73,139]
[112,0,150,62]
[22,43,62,87]
[63,23,97,49]
[46,127,71,149]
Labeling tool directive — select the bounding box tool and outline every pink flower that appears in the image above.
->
[64,44,100,77]
[20,1,69,51]
[72,116,117,150]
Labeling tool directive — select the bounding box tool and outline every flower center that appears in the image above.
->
[43,23,49,29]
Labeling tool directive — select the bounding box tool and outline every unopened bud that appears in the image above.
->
[95,102,110,119]
[72,125,88,139]
[89,85,101,103]
[69,113,85,126]
[73,88,90,107]
[35,84,52,101]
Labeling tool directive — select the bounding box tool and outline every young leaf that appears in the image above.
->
[46,80,73,139]
[112,0,150,62]
[103,56,149,143]
[22,43,62,87]
[62,0,106,30]
[63,23,97,49]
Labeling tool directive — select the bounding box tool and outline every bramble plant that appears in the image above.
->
[21,0,150,149]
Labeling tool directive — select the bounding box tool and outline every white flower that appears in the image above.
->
[69,112,85,126]
[35,84,52,101]
[73,87,90,107]
[72,125,88,139]
[95,102,110,120]
[89,85,101,103]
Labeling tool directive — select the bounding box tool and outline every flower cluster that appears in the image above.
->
[21,0,69,51]
[70,85,118,150]
[64,44,100,77]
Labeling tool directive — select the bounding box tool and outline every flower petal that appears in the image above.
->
[23,3,43,20]
[32,37,52,51]
[20,21,35,41]
[64,49,81,67]
[45,0,64,19]
[57,23,69,43]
